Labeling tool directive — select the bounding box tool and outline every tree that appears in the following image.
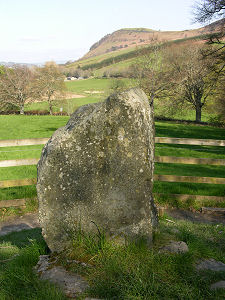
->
[0,65,36,114]
[35,62,66,115]
[131,45,175,117]
[169,45,218,122]
[193,1,225,63]
[193,0,225,23]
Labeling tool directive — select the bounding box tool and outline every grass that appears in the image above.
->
[1,115,225,141]
[65,77,130,94]
[25,95,104,114]
[155,163,225,178]
[49,216,225,299]
[155,121,225,140]
[0,217,225,299]
[155,144,225,159]
[0,115,69,140]
[0,115,224,212]
[25,78,132,114]
[68,46,137,69]
[0,145,43,160]
[0,229,66,300]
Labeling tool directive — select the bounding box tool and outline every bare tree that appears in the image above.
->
[0,66,36,114]
[35,62,66,115]
[193,1,225,63]
[193,0,225,23]
[132,45,175,117]
[169,45,219,122]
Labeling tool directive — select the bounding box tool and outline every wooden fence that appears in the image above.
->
[0,137,225,208]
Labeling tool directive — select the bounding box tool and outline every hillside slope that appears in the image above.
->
[81,19,225,60]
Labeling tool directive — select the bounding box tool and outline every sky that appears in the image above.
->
[0,0,203,64]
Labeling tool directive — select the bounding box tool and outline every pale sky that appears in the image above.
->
[0,0,203,64]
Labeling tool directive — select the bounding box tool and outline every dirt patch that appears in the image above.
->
[84,90,104,94]
[165,208,225,225]
[33,92,85,103]
[63,93,85,99]
[0,213,39,236]
[1,208,224,237]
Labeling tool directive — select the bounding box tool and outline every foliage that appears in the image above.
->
[108,78,130,94]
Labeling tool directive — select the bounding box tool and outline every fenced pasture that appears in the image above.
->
[0,133,224,210]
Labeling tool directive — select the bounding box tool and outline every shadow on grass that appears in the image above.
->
[0,228,45,249]
[155,122,225,140]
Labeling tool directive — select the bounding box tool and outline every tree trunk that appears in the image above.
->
[195,103,202,123]
[20,104,24,115]
[149,93,155,174]
[48,97,53,115]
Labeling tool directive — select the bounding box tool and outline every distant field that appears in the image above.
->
[25,78,132,114]
[24,78,217,123]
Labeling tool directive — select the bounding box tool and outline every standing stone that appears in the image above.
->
[37,88,158,252]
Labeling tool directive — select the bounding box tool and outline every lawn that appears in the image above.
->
[0,115,224,212]
[1,115,225,141]
[0,115,69,140]
[0,216,224,299]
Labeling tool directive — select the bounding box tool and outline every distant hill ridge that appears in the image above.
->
[81,19,225,60]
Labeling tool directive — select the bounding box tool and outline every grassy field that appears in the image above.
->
[0,115,224,214]
[25,78,132,114]
[22,78,221,123]
[0,215,225,299]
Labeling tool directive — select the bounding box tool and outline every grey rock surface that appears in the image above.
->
[37,88,157,252]
[210,281,225,290]
[159,241,189,254]
[196,258,225,272]
[35,255,89,298]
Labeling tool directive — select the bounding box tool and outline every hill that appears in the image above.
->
[80,19,225,60]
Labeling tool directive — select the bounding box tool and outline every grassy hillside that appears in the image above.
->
[81,20,224,59]
[66,19,224,72]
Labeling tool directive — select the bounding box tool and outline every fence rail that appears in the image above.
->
[154,174,225,185]
[1,173,225,189]
[155,137,225,146]
[0,137,225,208]
[154,193,225,202]
[155,156,225,166]
[0,138,49,147]
[0,158,39,168]
[1,137,225,147]
[0,199,26,208]
[0,178,37,188]
[1,194,225,209]
[1,156,225,168]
